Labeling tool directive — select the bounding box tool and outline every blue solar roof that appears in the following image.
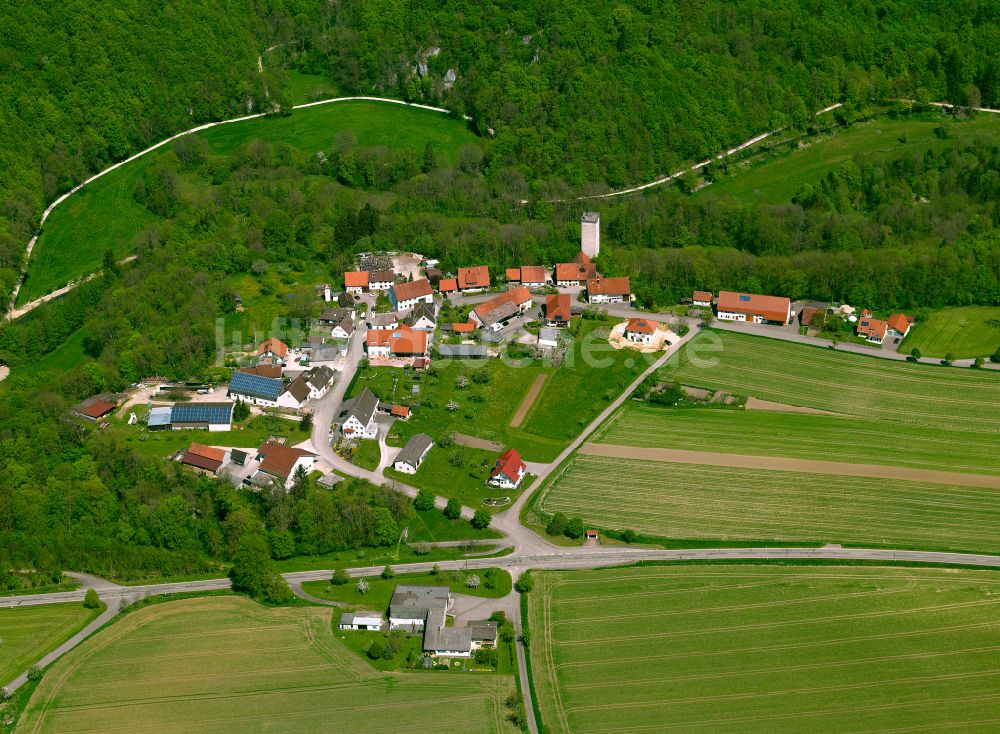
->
[170,402,233,425]
[228,371,282,400]
[739,295,751,301]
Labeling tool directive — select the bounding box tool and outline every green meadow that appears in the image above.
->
[900,306,1000,360]
[530,564,1000,734]
[0,604,101,686]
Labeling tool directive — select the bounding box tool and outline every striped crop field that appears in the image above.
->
[538,455,1000,552]
[0,603,101,686]
[665,331,1000,435]
[17,596,517,734]
[594,406,1000,477]
[529,565,1000,734]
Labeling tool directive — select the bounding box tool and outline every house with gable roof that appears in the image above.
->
[488,448,527,489]
[339,387,380,439]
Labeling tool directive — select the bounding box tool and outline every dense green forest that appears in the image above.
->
[2,0,1000,582]
[0,0,323,305]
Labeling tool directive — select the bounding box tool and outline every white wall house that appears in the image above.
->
[393,433,433,474]
[339,612,384,631]
[341,388,380,439]
[389,278,434,311]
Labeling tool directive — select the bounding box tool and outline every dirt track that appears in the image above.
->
[744,396,841,415]
[509,373,548,428]
[580,443,1000,489]
[453,433,504,452]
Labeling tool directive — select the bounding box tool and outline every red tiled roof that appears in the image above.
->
[366,325,429,356]
[257,441,315,480]
[506,268,521,281]
[857,317,888,340]
[187,442,226,462]
[491,448,526,482]
[519,265,546,284]
[693,290,713,302]
[716,291,791,323]
[587,277,631,296]
[472,286,533,324]
[345,271,369,287]
[79,399,116,419]
[545,294,572,322]
[887,313,913,333]
[391,404,411,418]
[392,278,432,301]
[625,318,659,334]
[181,442,226,472]
[572,251,592,265]
[555,261,598,282]
[458,266,490,289]
[438,278,458,293]
[256,337,288,358]
[453,322,476,333]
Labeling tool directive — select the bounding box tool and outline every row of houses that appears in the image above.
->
[227,363,336,410]
[856,310,914,344]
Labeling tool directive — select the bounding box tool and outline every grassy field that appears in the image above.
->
[17,596,517,734]
[19,100,478,304]
[352,439,382,471]
[358,318,649,463]
[384,444,515,511]
[0,604,101,686]
[698,111,1000,204]
[301,567,512,611]
[539,454,1000,553]
[900,306,1000,359]
[529,564,1000,734]
[284,70,337,105]
[405,509,504,543]
[667,330,1000,436]
[595,405,1000,477]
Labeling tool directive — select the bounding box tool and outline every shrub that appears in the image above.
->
[367,640,384,659]
[466,574,480,589]
[546,512,568,536]
[514,572,534,594]
[471,509,491,529]
[973,357,984,369]
[83,588,100,609]
[620,528,637,543]
[910,347,922,360]
[27,665,43,682]
[381,565,394,579]
[443,498,462,520]
[331,568,350,585]
[564,517,584,539]
[356,578,370,595]
[991,348,1000,364]
[413,487,436,511]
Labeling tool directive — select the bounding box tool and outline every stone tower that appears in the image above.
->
[581,211,600,258]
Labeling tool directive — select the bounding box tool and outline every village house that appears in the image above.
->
[554,252,599,287]
[438,277,458,295]
[344,271,369,295]
[338,612,384,631]
[392,433,434,474]
[180,443,227,474]
[276,366,335,410]
[368,269,396,292]
[538,327,559,349]
[624,318,659,344]
[388,585,498,658]
[403,302,437,330]
[318,307,354,326]
[239,364,283,378]
[370,311,400,331]
[457,265,491,292]
[715,291,792,325]
[390,404,411,419]
[339,387,380,439]
[857,313,889,344]
[254,441,316,490]
[543,294,572,327]
[330,317,355,340]
[489,448,527,489]
[389,278,434,311]
[692,290,713,308]
[506,265,548,289]
[228,370,283,407]
[586,276,632,304]
[470,285,533,332]
[887,313,914,339]
[256,337,289,365]
[365,325,430,366]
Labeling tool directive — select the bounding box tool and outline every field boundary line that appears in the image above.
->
[579,443,1000,489]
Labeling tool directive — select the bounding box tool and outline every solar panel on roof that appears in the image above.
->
[739,295,751,301]
[170,403,233,425]
[228,371,282,400]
